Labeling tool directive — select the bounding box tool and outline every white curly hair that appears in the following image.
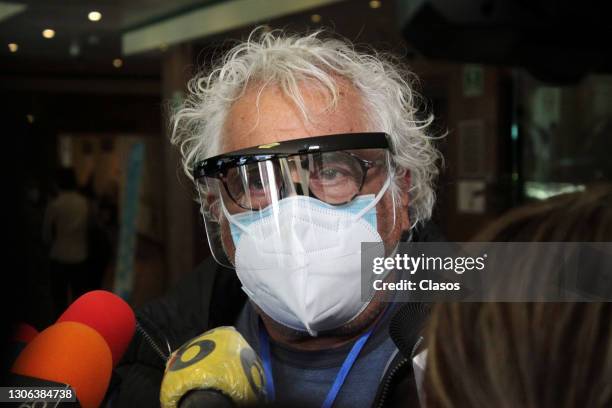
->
[171,28,441,226]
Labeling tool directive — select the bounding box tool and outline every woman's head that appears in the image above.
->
[473,184,612,242]
[424,186,612,407]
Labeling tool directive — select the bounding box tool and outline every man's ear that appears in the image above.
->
[205,193,217,207]
[204,193,221,221]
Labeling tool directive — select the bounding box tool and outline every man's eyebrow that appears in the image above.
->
[347,149,385,159]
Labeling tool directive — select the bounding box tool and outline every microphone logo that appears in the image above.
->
[168,339,215,372]
[240,347,265,399]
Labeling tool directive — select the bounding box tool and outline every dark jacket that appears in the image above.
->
[109,257,245,407]
[109,223,440,407]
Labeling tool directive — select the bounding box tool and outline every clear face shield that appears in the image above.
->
[194,133,400,270]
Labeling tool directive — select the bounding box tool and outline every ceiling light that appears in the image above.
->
[310,14,322,23]
[42,29,55,39]
[112,58,123,68]
[369,0,381,9]
[88,11,102,22]
[8,43,18,52]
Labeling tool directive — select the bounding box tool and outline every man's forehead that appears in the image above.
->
[219,81,368,154]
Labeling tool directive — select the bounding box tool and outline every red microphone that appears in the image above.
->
[58,290,136,366]
[12,323,39,344]
[3,323,40,371]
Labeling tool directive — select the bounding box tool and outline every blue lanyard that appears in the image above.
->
[258,311,387,408]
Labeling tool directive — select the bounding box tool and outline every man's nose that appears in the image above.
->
[291,182,305,196]
[283,160,309,197]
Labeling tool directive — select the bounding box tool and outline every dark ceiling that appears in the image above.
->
[0,0,407,79]
[0,0,219,76]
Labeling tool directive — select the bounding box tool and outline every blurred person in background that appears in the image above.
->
[43,167,89,319]
[422,185,612,408]
[111,28,441,407]
[82,176,114,293]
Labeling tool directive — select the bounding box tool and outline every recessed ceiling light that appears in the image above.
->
[369,0,382,9]
[88,11,102,22]
[8,43,18,52]
[112,58,123,68]
[310,14,322,23]
[42,29,55,39]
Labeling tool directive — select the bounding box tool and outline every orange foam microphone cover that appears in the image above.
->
[58,290,136,366]
[12,321,112,408]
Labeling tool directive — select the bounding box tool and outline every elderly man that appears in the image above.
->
[112,29,440,408]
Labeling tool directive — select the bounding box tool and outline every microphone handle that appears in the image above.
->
[179,389,236,408]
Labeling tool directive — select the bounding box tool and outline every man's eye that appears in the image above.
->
[319,168,342,180]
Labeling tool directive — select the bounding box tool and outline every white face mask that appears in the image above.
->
[222,177,391,336]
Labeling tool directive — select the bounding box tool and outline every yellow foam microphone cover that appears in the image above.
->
[160,326,266,408]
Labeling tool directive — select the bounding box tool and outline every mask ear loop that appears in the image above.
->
[351,174,392,222]
[220,198,250,234]
[352,151,395,222]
